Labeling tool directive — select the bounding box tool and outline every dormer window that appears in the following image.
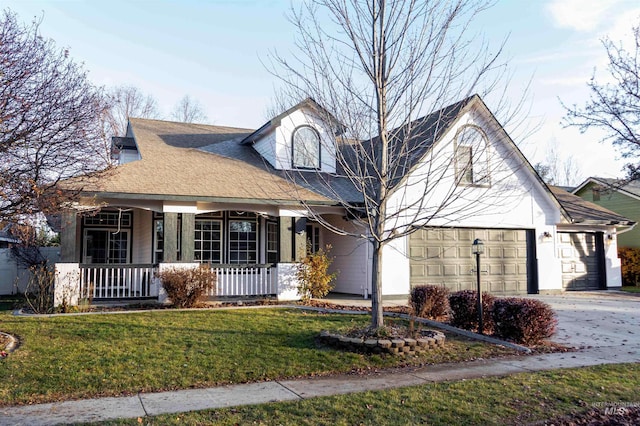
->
[292,125,320,169]
[455,126,489,186]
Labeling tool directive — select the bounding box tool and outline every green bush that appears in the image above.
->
[448,290,495,334]
[297,245,338,301]
[157,266,216,308]
[492,298,556,345]
[409,285,450,320]
[619,247,640,286]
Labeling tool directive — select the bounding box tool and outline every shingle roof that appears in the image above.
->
[200,138,363,204]
[345,95,476,190]
[583,177,640,199]
[550,186,635,225]
[72,118,334,205]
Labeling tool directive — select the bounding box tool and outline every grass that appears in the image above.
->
[96,363,640,425]
[0,304,516,406]
[621,286,640,293]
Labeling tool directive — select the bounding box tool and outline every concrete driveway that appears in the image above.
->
[531,292,640,352]
[328,291,640,356]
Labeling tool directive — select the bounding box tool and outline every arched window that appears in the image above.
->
[455,126,489,185]
[292,125,320,169]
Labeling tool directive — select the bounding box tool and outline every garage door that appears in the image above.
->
[409,228,534,294]
[558,232,603,290]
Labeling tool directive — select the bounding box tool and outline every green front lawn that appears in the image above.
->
[100,363,640,425]
[621,286,640,293]
[0,307,516,406]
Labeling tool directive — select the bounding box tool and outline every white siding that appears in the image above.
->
[253,130,277,169]
[323,215,371,297]
[260,108,337,173]
[132,209,153,263]
[605,227,623,288]
[382,236,411,296]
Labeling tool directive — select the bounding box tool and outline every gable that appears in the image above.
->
[263,107,337,173]
[574,178,640,203]
[244,99,340,174]
[387,99,564,230]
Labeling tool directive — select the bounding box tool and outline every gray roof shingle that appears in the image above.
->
[71,118,334,205]
[550,186,635,225]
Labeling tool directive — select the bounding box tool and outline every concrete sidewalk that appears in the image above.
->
[1,346,639,426]
[2,292,640,425]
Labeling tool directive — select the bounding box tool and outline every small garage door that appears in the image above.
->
[409,227,534,295]
[558,232,604,290]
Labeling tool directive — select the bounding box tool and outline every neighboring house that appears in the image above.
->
[572,178,640,248]
[53,95,635,305]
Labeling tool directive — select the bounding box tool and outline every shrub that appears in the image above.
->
[156,266,217,308]
[24,265,55,314]
[619,247,640,286]
[297,245,338,301]
[492,298,557,345]
[448,290,495,334]
[409,285,450,320]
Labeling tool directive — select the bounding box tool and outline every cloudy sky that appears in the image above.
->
[3,0,640,185]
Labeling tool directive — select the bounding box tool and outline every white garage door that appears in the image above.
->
[558,232,603,290]
[409,227,532,294]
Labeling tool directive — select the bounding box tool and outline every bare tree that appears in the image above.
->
[0,10,111,223]
[170,95,208,123]
[271,0,523,329]
[563,24,640,181]
[533,142,582,186]
[105,85,160,136]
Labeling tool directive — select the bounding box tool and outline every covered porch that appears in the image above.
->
[53,199,349,305]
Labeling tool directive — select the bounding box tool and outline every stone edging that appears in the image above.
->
[0,331,18,356]
[319,330,446,355]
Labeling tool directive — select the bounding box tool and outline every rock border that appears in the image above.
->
[0,331,18,358]
[319,330,446,355]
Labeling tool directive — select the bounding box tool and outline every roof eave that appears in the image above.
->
[79,191,339,207]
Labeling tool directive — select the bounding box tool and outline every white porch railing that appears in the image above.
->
[80,264,154,299]
[208,264,276,297]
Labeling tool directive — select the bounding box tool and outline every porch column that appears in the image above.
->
[181,213,195,262]
[278,216,307,262]
[164,213,178,262]
[294,217,307,261]
[59,210,78,262]
[279,217,294,262]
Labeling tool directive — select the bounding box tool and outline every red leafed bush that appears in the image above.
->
[619,247,640,286]
[448,290,495,334]
[492,298,556,345]
[409,285,450,320]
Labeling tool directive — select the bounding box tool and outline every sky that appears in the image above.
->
[3,0,640,185]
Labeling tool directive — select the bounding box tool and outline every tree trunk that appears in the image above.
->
[370,239,384,329]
